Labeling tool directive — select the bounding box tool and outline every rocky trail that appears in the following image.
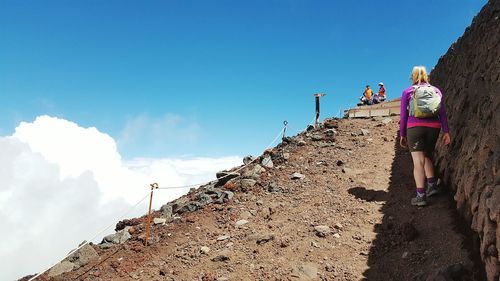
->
[26,117,485,281]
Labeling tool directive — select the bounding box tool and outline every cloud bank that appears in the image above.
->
[0,116,241,280]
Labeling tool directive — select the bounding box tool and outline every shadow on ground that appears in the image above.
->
[349,132,485,281]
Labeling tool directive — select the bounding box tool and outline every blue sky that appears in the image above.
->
[0,0,486,158]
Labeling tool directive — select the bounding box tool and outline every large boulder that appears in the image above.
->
[102,226,132,244]
[66,243,98,268]
[48,261,75,277]
[215,171,240,187]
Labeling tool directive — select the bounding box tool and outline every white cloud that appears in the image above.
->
[0,116,241,280]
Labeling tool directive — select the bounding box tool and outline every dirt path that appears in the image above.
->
[44,118,483,281]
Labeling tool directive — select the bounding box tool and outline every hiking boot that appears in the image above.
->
[411,195,427,207]
[427,184,440,197]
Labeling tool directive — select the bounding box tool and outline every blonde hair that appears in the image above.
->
[411,65,430,84]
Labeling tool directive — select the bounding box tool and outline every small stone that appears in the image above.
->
[197,193,213,205]
[291,172,305,180]
[325,129,337,137]
[314,225,331,237]
[153,218,167,225]
[283,153,290,160]
[160,204,173,219]
[102,226,132,244]
[402,252,409,259]
[217,235,230,241]
[325,263,335,272]
[311,134,323,141]
[211,250,230,262]
[248,164,265,177]
[248,233,275,245]
[243,155,255,165]
[236,219,249,227]
[336,160,344,166]
[261,155,274,168]
[241,179,257,189]
[334,223,343,230]
[333,233,341,239]
[200,246,211,255]
[267,181,283,193]
[224,190,235,200]
[360,129,370,135]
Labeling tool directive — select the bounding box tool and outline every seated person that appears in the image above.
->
[378,82,386,102]
[372,93,380,104]
[360,85,373,105]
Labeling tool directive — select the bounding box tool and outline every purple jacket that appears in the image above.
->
[399,83,450,137]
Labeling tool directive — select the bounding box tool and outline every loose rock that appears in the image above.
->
[235,219,249,227]
[103,226,132,244]
[48,261,75,277]
[314,225,331,237]
[211,250,230,262]
[217,235,230,241]
[200,246,211,255]
[261,155,274,168]
[291,172,305,180]
[241,179,257,190]
[154,218,167,225]
[243,155,255,165]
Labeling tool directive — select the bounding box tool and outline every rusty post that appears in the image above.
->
[314,93,326,128]
[145,183,159,246]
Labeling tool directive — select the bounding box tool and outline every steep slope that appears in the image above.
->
[430,0,500,280]
[28,117,483,281]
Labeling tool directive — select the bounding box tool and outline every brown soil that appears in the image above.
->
[37,118,484,281]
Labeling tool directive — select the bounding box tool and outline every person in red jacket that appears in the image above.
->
[378,82,386,102]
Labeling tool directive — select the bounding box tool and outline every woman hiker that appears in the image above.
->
[399,66,451,206]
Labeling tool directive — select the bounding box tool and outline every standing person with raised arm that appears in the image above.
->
[399,66,451,206]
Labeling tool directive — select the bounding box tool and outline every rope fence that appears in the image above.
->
[26,96,346,279]
[27,121,292,281]
[28,192,152,281]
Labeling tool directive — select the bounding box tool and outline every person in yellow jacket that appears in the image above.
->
[360,85,373,105]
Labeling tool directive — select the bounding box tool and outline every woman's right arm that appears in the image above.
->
[399,89,410,137]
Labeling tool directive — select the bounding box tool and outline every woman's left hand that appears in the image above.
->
[442,133,451,145]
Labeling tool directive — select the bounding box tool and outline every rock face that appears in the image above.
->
[430,1,500,280]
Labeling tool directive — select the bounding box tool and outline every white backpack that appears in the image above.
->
[409,84,441,118]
